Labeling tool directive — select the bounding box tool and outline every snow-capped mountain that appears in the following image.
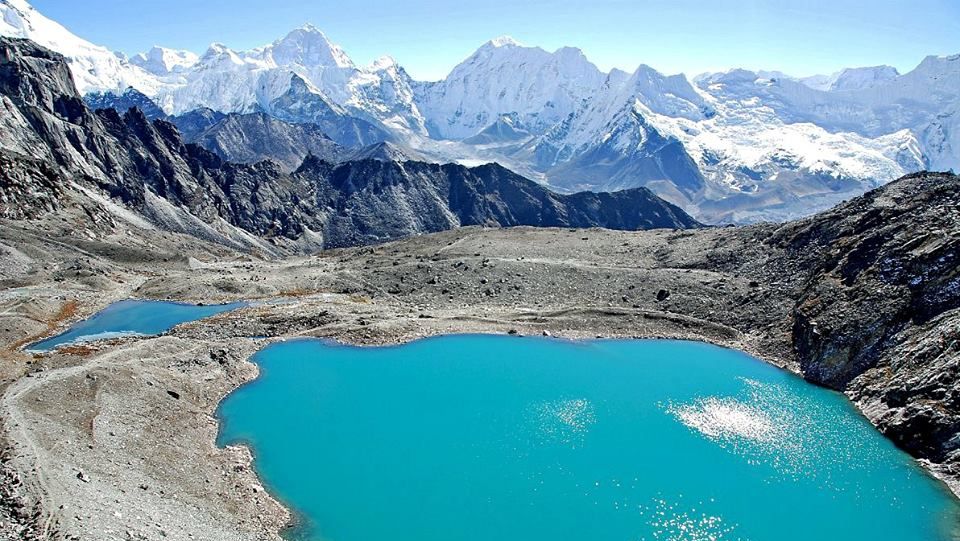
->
[143,25,421,145]
[3,0,957,223]
[786,65,901,92]
[695,56,959,173]
[130,46,198,76]
[829,65,900,91]
[0,0,162,94]
[414,37,605,139]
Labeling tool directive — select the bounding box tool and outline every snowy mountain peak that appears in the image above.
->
[622,64,712,121]
[269,25,354,68]
[370,55,398,71]
[487,35,522,48]
[551,46,592,66]
[198,42,243,67]
[201,42,231,56]
[4,0,958,225]
[131,46,199,76]
[0,0,34,16]
[418,36,606,139]
[830,65,899,91]
[914,53,960,76]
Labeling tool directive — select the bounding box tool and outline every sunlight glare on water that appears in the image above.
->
[217,336,960,541]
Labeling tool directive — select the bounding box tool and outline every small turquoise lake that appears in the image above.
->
[218,336,960,541]
[27,299,245,352]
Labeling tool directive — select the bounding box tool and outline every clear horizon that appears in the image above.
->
[30,0,960,81]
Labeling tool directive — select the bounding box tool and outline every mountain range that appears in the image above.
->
[0,37,698,254]
[1,0,958,223]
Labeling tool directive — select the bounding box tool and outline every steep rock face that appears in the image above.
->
[0,37,700,252]
[287,158,700,248]
[775,173,959,387]
[0,151,63,218]
[186,112,345,171]
[770,172,960,473]
[0,38,290,252]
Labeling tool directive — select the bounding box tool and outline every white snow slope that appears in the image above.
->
[0,0,162,94]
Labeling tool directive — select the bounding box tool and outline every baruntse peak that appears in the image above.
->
[270,24,354,68]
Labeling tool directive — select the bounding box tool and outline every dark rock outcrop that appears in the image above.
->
[773,173,959,388]
[344,141,426,163]
[769,172,960,477]
[292,157,700,247]
[0,152,63,219]
[179,111,346,171]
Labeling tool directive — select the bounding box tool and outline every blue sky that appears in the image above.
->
[32,0,960,80]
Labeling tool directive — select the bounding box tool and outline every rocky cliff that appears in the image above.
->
[177,111,346,171]
[769,172,959,476]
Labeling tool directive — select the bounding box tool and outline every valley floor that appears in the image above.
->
[0,204,956,539]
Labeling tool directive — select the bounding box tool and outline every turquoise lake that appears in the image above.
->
[27,299,245,352]
[218,335,960,541]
